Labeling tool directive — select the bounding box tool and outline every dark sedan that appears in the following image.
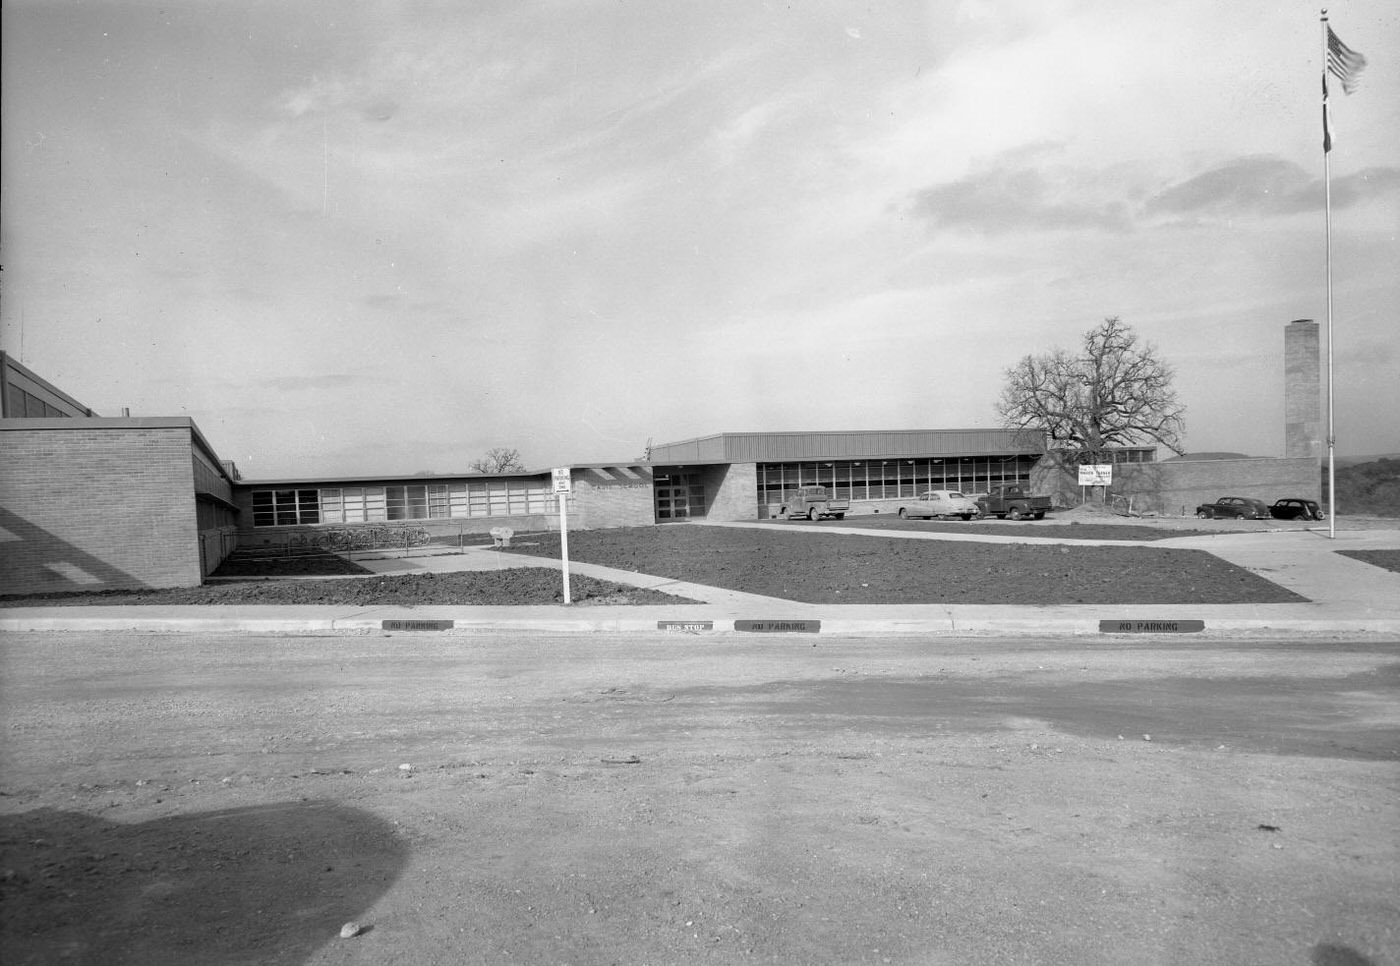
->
[1269,498,1326,521]
[1196,496,1271,520]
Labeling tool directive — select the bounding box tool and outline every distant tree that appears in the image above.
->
[997,317,1186,464]
[470,447,526,474]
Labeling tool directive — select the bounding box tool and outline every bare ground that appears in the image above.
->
[1,632,1396,966]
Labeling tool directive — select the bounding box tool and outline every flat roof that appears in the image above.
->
[648,428,1046,464]
[240,463,651,487]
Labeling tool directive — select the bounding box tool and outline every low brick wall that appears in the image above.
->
[1031,456,1321,517]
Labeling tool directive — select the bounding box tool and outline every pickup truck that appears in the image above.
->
[976,483,1052,521]
[777,486,850,521]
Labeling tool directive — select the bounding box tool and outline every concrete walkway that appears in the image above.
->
[3,521,1398,638]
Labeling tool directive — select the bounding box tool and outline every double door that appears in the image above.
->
[654,474,706,520]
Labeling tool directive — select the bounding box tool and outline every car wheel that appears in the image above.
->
[1009,507,1023,520]
[808,508,818,521]
[834,513,845,521]
[1033,512,1045,520]
[961,514,972,521]
[898,508,908,519]
[1197,509,1211,519]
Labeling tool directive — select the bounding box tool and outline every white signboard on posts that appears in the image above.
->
[1078,464,1113,486]
[552,467,573,493]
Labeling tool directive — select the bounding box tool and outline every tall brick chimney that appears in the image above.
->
[1284,319,1321,459]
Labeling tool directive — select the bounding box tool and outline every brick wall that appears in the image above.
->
[569,470,655,529]
[701,463,759,521]
[1031,455,1320,517]
[0,421,203,594]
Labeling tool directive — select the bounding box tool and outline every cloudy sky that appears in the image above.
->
[3,0,1396,478]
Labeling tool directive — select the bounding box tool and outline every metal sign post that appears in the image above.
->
[552,468,572,604]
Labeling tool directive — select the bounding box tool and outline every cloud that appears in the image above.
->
[910,149,1133,235]
[1144,157,1315,218]
[1144,157,1400,220]
[914,151,1400,237]
[1332,167,1400,207]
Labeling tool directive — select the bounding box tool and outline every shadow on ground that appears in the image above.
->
[0,801,406,966]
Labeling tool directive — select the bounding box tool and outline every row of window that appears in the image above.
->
[251,482,557,527]
[756,457,1040,502]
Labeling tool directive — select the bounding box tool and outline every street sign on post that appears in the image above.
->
[552,468,572,604]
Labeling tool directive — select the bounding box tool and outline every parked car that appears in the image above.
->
[897,489,981,521]
[1269,498,1326,521]
[777,485,849,521]
[1195,496,1270,520]
[977,483,1052,521]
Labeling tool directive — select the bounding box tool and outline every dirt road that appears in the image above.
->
[2,631,1397,965]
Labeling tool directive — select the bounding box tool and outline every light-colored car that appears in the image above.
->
[897,489,981,521]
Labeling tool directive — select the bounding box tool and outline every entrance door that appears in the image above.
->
[654,473,707,520]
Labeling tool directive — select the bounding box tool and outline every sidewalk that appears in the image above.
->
[3,522,1399,638]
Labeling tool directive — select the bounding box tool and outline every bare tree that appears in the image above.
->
[997,317,1186,464]
[470,447,526,474]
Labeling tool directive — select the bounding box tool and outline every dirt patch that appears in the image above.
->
[0,569,694,607]
[209,548,375,577]
[505,526,1306,604]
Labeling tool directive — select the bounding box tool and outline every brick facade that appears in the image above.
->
[1031,455,1320,517]
[0,420,225,594]
[699,463,759,521]
[568,468,657,530]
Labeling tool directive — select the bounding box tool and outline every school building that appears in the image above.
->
[0,323,1322,595]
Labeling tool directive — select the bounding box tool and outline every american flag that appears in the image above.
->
[1326,26,1367,95]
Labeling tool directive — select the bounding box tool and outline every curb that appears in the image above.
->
[5,615,1399,638]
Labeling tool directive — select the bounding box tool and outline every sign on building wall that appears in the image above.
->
[1078,464,1113,486]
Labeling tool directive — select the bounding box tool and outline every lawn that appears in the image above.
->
[504,525,1305,605]
[1,524,1306,607]
[1338,549,1400,575]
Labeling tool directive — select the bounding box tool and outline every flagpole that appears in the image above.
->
[1321,9,1337,539]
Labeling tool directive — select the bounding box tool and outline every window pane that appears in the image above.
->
[386,486,406,521]
[364,487,387,521]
